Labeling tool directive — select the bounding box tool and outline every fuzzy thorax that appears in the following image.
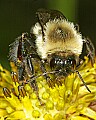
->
[33,19,83,59]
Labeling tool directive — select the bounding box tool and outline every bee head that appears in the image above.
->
[48,51,78,76]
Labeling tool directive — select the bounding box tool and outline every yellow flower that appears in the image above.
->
[0,57,96,120]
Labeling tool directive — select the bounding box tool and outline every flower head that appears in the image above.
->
[0,57,96,120]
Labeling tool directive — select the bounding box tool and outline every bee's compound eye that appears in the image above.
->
[50,58,56,69]
[67,57,76,67]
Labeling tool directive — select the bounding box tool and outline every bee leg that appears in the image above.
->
[76,70,91,93]
[11,64,27,97]
[25,55,41,101]
[10,63,25,85]
[29,78,40,99]
[40,60,54,87]
[17,64,25,82]
[84,38,95,65]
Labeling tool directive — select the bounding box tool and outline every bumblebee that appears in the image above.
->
[8,9,95,96]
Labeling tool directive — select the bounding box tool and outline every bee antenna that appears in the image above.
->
[75,70,91,93]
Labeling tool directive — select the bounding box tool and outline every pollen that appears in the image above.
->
[46,100,54,110]
[32,110,41,118]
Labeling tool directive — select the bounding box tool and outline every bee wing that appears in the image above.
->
[9,33,40,64]
[9,37,20,64]
[36,8,67,27]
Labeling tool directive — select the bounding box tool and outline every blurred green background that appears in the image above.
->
[0,0,96,70]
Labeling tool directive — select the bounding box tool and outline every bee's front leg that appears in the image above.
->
[25,55,42,101]
[40,60,54,87]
